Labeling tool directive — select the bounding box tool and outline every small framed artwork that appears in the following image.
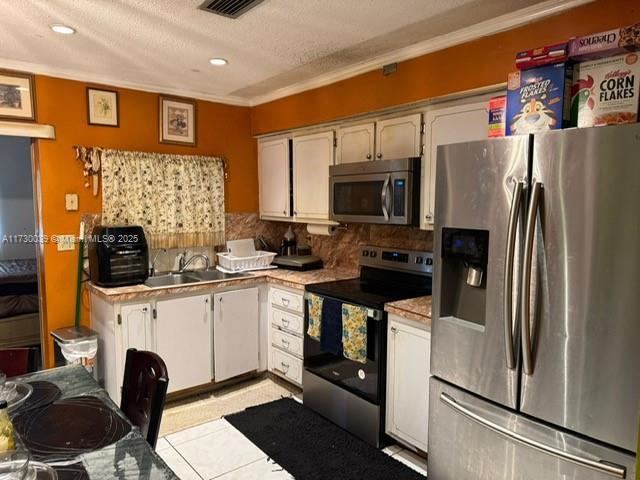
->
[0,70,36,122]
[159,95,197,146]
[87,87,119,127]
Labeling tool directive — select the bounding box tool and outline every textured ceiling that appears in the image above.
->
[0,0,550,105]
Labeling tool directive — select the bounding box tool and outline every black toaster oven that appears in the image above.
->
[88,225,149,287]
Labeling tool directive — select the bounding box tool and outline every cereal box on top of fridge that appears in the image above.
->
[488,96,506,137]
[569,23,640,61]
[506,63,573,136]
[515,42,568,70]
[571,53,640,127]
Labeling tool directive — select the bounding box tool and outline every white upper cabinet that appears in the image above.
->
[375,113,423,160]
[258,137,290,219]
[336,122,375,164]
[292,131,335,221]
[421,99,489,230]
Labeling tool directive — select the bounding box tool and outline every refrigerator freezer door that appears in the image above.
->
[432,136,528,409]
[429,377,636,480]
[521,124,640,452]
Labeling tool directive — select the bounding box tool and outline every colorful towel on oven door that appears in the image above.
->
[341,303,368,364]
[306,293,323,341]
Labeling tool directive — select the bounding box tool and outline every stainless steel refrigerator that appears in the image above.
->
[429,124,639,480]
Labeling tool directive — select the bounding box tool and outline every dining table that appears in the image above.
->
[10,364,179,480]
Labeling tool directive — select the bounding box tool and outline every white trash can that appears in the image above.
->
[51,326,98,380]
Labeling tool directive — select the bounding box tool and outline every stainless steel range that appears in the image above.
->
[303,245,432,447]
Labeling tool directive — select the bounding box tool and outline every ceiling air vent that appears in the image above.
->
[199,0,264,19]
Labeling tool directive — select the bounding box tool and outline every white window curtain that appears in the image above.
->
[101,149,225,249]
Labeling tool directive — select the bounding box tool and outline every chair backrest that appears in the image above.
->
[0,348,38,377]
[120,348,169,448]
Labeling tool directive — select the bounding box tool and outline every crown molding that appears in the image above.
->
[249,0,593,106]
[0,58,252,107]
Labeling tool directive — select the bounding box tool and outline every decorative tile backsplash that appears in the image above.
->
[225,213,433,273]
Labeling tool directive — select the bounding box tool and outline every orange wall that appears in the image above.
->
[251,0,640,135]
[34,76,256,366]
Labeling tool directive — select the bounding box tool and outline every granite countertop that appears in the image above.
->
[385,296,432,327]
[88,267,358,303]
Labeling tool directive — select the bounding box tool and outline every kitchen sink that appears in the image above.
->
[144,269,249,287]
[189,269,249,281]
[144,273,201,287]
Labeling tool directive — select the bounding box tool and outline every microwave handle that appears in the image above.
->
[381,174,391,221]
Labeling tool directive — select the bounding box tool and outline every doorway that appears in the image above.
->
[0,135,42,370]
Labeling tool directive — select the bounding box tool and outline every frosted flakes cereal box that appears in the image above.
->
[572,53,640,127]
[506,63,573,136]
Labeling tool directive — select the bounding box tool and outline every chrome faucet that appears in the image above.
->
[149,248,167,277]
[179,253,210,272]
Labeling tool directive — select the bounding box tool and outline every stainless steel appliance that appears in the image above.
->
[88,225,149,287]
[429,124,640,479]
[329,158,420,225]
[304,245,432,447]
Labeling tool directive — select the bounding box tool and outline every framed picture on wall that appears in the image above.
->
[159,94,197,146]
[0,70,36,122]
[87,87,119,127]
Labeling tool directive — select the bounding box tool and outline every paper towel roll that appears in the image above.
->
[307,224,338,236]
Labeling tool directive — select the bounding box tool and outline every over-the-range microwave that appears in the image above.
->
[329,157,421,225]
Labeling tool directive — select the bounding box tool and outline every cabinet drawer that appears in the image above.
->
[271,349,303,386]
[272,327,303,358]
[271,288,303,313]
[271,307,304,336]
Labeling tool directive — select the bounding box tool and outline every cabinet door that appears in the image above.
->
[421,100,489,229]
[156,294,212,393]
[292,131,335,220]
[386,318,431,452]
[258,137,290,219]
[375,113,422,160]
[213,288,259,382]
[120,303,152,351]
[336,123,375,164]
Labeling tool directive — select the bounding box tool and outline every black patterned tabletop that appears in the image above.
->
[12,366,178,479]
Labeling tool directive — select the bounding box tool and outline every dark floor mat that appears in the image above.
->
[226,397,426,480]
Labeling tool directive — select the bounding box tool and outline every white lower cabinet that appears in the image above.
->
[213,288,260,382]
[386,314,431,452]
[156,294,213,393]
[268,286,304,387]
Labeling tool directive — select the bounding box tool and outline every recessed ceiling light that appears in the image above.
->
[209,58,228,66]
[50,24,76,35]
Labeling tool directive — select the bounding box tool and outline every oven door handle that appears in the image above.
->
[381,174,391,221]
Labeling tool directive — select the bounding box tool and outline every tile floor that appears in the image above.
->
[156,376,427,479]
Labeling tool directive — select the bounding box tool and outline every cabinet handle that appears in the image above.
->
[390,326,398,334]
[366,153,372,160]
[280,361,290,372]
[376,153,382,159]
[281,338,290,347]
[425,213,433,221]
[281,298,290,307]
[283,210,286,215]
[117,314,122,325]
[281,318,290,327]
[142,307,148,313]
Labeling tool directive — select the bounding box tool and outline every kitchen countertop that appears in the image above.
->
[88,267,358,303]
[385,296,432,327]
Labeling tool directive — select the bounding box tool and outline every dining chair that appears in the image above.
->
[120,348,169,448]
[0,347,38,377]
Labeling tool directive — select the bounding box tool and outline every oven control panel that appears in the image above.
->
[360,246,433,275]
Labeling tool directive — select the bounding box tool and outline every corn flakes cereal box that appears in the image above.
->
[506,63,573,136]
[572,53,640,127]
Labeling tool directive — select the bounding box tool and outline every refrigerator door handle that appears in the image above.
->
[440,392,627,479]
[504,179,525,369]
[521,181,543,375]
